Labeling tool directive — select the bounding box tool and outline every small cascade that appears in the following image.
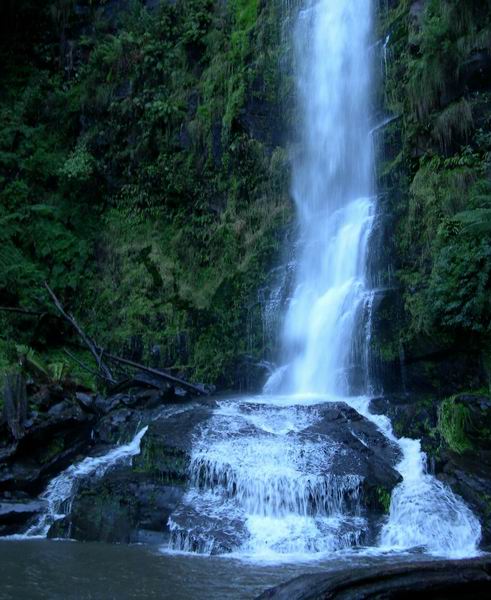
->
[380,436,482,557]
[342,398,482,557]
[168,401,366,557]
[25,427,148,538]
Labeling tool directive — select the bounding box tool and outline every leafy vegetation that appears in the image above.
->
[438,396,473,453]
[379,0,491,391]
[0,0,292,386]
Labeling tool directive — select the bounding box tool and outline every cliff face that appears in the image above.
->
[374,0,491,543]
[1,4,490,397]
[374,0,491,396]
[0,0,292,388]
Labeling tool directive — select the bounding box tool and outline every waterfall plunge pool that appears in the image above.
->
[0,538,456,600]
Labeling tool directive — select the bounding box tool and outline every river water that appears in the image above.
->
[0,539,444,600]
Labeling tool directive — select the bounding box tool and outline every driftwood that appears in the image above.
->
[103,352,208,396]
[2,374,27,439]
[45,283,116,383]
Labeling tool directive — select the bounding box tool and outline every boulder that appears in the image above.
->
[46,403,214,543]
[0,397,95,495]
[297,402,402,510]
[0,499,45,535]
[256,556,491,599]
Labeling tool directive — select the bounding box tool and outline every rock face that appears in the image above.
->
[302,403,401,495]
[0,500,46,536]
[256,556,491,599]
[12,396,401,550]
[46,402,215,543]
[0,396,95,495]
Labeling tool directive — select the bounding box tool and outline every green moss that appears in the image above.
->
[376,487,392,514]
[0,0,291,387]
[438,396,473,453]
[133,439,190,483]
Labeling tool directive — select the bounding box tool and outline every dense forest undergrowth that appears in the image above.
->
[0,0,490,426]
[0,0,292,390]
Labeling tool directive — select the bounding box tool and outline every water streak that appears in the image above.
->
[24,427,148,538]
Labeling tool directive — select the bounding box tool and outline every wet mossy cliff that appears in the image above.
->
[375,0,491,398]
[0,0,292,389]
[374,0,491,542]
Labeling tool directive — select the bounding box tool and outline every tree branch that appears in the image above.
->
[44,282,116,383]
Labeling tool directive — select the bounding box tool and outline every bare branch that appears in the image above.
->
[44,282,115,383]
[102,352,208,396]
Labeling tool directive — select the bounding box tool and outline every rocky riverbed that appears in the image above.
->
[1,383,404,549]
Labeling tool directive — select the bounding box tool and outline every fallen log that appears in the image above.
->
[103,352,208,396]
[44,282,207,396]
[44,283,116,384]
[63,349,113,383]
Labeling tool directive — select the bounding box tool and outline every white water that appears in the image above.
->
[23,427,148,538]
[167,0,481,561]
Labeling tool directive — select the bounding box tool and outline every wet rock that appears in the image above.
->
[47,403,214,543]
[170,505,247,554]
[95,393,127,414]
[256,556,491,599]
[0,397,94,495]
[132,404,214,481]
[94,408,138,444]
[436,394,491,547]
[0,499,45,536]
[54,468,186,543]
[438,451,491,548]
[237,77,284,148]
[300,402,402,509]
[75,391,96,412]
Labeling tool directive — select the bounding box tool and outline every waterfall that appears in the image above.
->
[23,427,148,538]
[267,0,375,395]
[165,0,481,561]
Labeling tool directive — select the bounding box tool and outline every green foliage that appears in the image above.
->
[438,396,473,453]
[376,487,392,514]
[15,344,72,384]
[0,0,291,387]
[405,0,491,120]
[432,99,473,152]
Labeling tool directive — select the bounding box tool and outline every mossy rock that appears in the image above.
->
[438,394,491,454]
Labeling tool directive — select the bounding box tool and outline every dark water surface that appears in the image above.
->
[0,539,426,600]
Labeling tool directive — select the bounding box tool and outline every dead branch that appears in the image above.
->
[102,352,208,396]
[44,282,115,383]
[0,307,47,317]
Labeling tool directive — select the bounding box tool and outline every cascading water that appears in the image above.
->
[279,0,375,396]
[165,0,481,560]
[23,427,148,538]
